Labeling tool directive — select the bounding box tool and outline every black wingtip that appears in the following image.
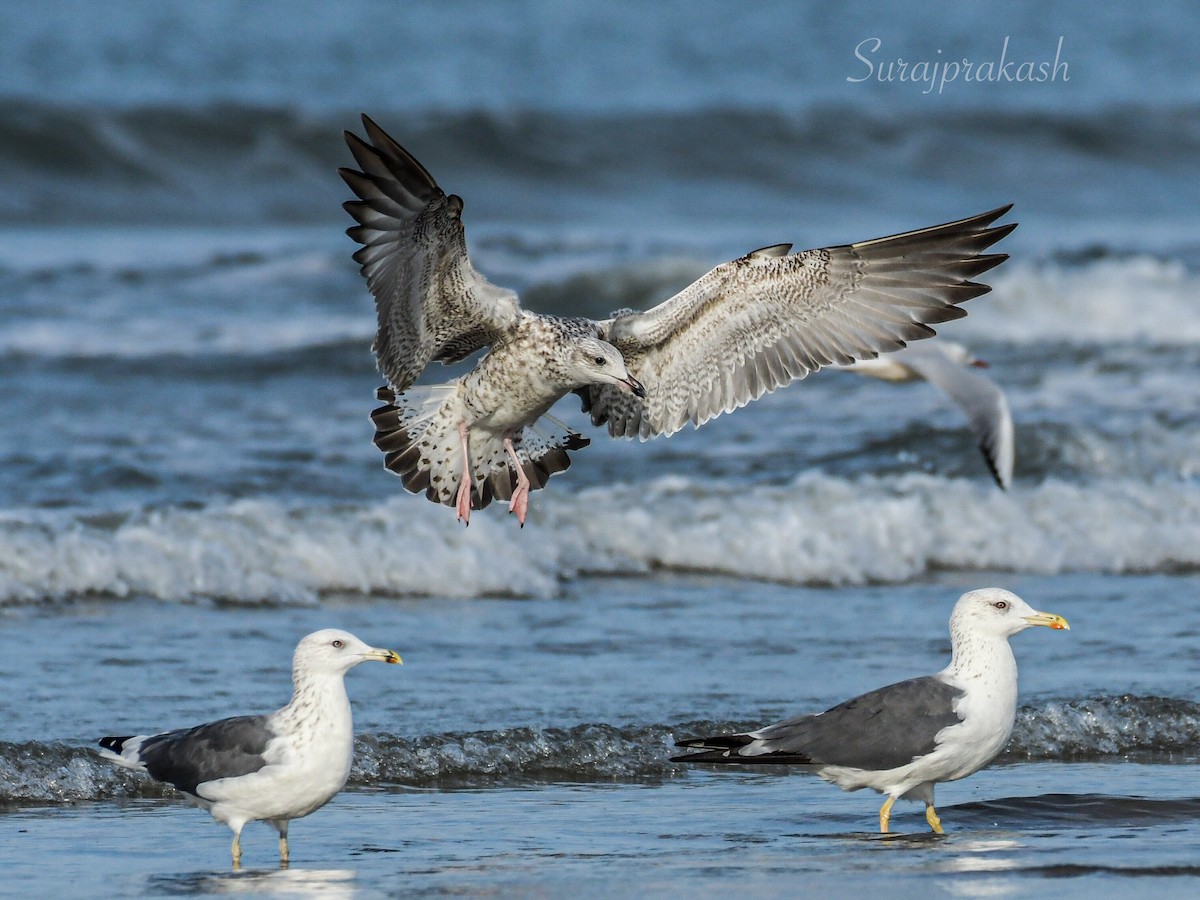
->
[979,440,1009,491]
[984,223,1018,244]
[970,203,1015,228]
[342,127,372,158]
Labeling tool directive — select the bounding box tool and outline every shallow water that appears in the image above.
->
[8,765,1200,898]
[3,2,1200,897]
[5,576,1200,897]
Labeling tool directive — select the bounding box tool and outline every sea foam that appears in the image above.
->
[2,472,1199,606]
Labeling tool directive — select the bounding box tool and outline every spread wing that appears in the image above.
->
[898,344,1015,490]
[577,206,1016,439]
[340,115,522,393]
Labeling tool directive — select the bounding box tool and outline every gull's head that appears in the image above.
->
[950,588,1070,640]
[938,340,987,368]
[571,337,646,397]
[294,628,402,677]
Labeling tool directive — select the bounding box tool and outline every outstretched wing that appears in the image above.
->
[340,115,522,392]
[578,207,1016,439]
[897,344,1015,490]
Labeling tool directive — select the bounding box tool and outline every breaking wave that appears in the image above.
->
[2,473,1200,607]
[4,695,1197,805]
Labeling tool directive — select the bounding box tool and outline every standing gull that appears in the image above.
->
[98,629,401,867]
[673,588,1068,834]
[836,341,1016,489]
[340,114,1016,525]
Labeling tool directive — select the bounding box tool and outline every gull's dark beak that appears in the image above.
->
[970,358,990,368]
[623,376,646,399]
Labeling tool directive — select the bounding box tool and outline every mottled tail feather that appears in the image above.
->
[372,386,591,510]
[372,385,463,504]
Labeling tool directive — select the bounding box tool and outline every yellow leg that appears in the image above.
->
[879,795,897,833]
[231,832,243,869]
[279,834,289,867]
[925,804,944,834]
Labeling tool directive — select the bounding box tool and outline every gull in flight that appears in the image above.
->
[340,115,1015,525]
[837,341,1016,489]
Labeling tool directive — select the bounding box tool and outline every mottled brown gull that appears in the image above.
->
[673,588,1068,834]
[340,114,1016,525]
[97,629,401,867]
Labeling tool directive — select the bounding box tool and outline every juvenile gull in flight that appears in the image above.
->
[98,629,401,867]
[340,114,1016,525]
[673,588,1068,833]
[837,340,1016,489]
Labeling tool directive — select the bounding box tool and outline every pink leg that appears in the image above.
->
[503,433,531,527]
[455,422,472,525]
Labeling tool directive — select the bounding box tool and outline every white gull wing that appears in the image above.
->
[578,206,1016,439]
[340,115,522,393]
[885,344,1015,490]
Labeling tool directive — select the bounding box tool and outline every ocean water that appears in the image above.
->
[2,1,1200,896]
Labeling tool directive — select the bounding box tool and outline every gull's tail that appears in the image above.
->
[97,735,149,771]
[671,731,815,765]
[371,386,590,511]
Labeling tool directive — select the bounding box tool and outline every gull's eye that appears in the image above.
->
[992,601,1008,610]
[332,639,344,648]
[593,356,606,366]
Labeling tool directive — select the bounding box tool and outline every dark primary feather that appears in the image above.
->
[673,676,964,772]
[340,114,521,393]
[102,715,275,797]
